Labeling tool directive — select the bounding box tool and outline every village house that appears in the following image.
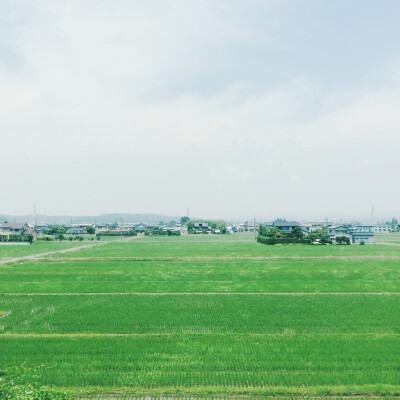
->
[348,225,375,244]
[373,225,391,233]
[273,221,300,232]
[134,223,148,233]
[327,225,352,241]
[65,226,87,235]
[0,222,37,241]
[193,223,210,232]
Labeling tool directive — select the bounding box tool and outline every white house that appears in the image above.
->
[373,226,391,233]
[349,225,375,244]
[327,225,352,241]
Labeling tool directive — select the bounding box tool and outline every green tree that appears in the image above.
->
[180,216,190,225]
[290,227,304,241]
[86,225,95,234]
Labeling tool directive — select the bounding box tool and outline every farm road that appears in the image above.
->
[0,242,104,265]
[0,235,142,265]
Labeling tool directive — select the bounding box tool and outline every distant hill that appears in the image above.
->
[0,213,181,225]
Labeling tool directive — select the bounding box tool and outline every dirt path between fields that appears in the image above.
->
[0,236,142,265]
[0,311,11,318]
[35,255,400,262]
[2,292,399,296]
[1,332,398,338]
[0,242,105,265]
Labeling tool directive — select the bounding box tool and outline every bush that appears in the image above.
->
[0,365,72,399]
[360,240,365,245]
[335,236,350,245]
[257,236,299,245]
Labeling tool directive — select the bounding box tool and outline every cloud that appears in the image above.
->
[1,1,400,219]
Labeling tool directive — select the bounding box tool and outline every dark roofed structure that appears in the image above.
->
[273,221,300,228]
[0,222,29,230]
[0,222,37,241]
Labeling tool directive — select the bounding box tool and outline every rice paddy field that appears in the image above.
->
[0,234,399,399]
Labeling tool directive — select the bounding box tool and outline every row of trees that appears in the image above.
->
[145,227,180,236]
[258,226,305,241]
[258,226,334,245]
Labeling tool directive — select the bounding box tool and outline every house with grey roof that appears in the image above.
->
[273,221,300,232]
[0,223,37,241]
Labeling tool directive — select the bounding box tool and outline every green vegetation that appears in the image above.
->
[0,234,399,398]
[1,335,398,393]
[258,225,332,245]
[186,219,227,234]
[0,365,72,400]
[375,233,400,244]
[0,241,88,259]
[52,239,400,257]
[145,226,180,236]
[1,259,400,293]
[0,295,398,334]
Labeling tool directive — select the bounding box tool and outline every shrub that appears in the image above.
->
[257,236,299,245]
[0,365,72,400]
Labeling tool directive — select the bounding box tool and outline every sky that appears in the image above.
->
[1,0,400,221]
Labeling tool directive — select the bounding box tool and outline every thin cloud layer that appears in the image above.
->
[1,0,400,220]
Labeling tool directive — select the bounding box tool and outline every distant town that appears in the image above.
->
[0,216,398,245]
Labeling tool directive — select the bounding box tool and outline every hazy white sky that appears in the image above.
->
[1,0,400,220]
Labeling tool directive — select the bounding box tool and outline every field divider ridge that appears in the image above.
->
[2,292,399,296]
[2,332,399,338]
[22,255,400,262]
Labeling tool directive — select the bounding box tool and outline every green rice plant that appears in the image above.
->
[52,240,400,258]
[1,258,400,294]
[0,294,398,335]
[0,335,399,391]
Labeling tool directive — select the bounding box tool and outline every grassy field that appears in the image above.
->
[0,294,399,334]
[0,233,399,399]
[53,239,400,257]
[375,232,400,244]
[1,259,400,293]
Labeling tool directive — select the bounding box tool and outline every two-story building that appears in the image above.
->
[0,223,37,241]
[327,225,352,241]
[373,226,391,233]
[348,225,375,244]
[273,221,300,233]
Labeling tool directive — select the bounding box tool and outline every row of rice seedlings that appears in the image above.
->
[1,335,399,388]
[0,294,399,334]
[58,239,400,258]
[2,258,400,293]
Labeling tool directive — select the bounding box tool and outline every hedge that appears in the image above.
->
[257,236,300,245]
